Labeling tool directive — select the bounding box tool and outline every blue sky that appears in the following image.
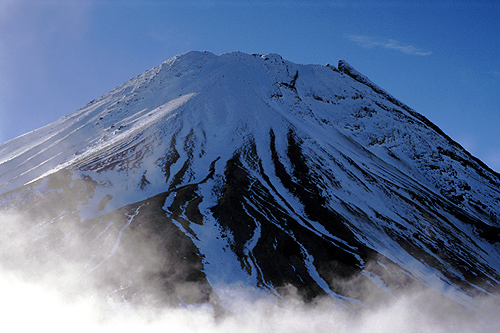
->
[1,0,499,171]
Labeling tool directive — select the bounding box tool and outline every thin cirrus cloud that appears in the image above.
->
[347,35,433,56]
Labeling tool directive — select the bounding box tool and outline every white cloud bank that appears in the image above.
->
[1,273,499,333]
[1,210,499,333]
[347,35,433,56]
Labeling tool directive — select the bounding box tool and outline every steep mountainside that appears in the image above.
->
[0,51,499,312]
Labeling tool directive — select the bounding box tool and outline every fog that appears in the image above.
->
[1,210,499,333]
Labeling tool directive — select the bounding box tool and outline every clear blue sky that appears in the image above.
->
[1,0,499,171]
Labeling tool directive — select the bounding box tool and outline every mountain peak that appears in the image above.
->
[0,51,499,318]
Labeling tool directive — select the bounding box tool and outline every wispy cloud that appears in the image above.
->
[347,35,433,56]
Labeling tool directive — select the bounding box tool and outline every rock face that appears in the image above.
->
[0,51,499,311]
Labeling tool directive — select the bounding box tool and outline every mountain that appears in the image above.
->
[0,51,499,314]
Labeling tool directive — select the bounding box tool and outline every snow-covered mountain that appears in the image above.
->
[1,51,499,312]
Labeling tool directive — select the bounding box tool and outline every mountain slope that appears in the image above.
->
[0,51,499,312]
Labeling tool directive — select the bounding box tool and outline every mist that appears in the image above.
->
[1,209,499,333]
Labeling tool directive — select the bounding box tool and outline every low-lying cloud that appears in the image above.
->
[1,274,498,333]
[1,209,499,332]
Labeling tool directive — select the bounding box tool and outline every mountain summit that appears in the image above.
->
[1,51,499,312]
